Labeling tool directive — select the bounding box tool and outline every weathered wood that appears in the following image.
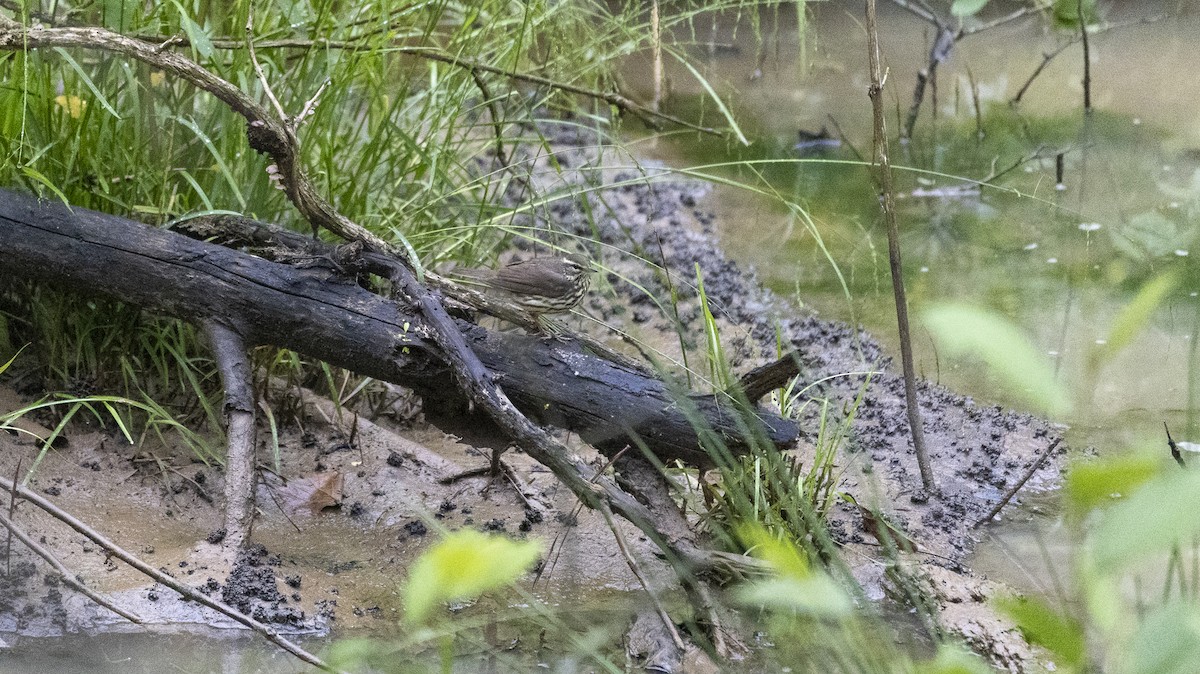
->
[0,188,796,463]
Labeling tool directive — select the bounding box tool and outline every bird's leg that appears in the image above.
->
[490,446,503,478]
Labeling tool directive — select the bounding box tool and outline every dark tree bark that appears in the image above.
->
[0,188,796,464]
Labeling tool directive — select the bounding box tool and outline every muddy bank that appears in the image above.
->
[0,122,1061,670]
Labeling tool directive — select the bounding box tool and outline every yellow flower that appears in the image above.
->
[54,95,87,119]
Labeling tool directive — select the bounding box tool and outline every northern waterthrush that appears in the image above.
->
[454,253,592,329]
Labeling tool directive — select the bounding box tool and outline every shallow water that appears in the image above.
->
[637,0,1199,456]
[631,0,1200,594]
[0,631,310,674]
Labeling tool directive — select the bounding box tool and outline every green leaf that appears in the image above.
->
[950,0,990,17]
[403,529,541,625]
[733,575,851,617]
[733,523,851,617]
[916,645,993,674]
[20,166,71,206]
[1124,602,1200,674]
[0,344,26,376]
[1053,0,1099,28]
[922,304,1071,416]
[1110,211,1182,260]
[736,523,810,579]
[1090,469,1200,573]
[173,2,214,60]
[1064,452,1160,518]
[997,595,1085,668]
[53,48,121,119]
[671,52,750,146]
[1089,270,1179,373]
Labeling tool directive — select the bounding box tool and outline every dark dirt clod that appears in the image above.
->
[222,544,303,627]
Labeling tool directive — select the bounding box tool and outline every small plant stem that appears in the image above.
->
[1078,0,1092,112]
[651,0,662,113]
[865,0,936,494]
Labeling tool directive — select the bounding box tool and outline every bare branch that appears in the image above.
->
[866,0,936,495]
[973,438,1062,527]
[0,510,144,623]
[0,475,344,674]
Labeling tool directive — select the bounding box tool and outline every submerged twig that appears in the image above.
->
[0,475,343,674]
[0,510,143,623]
[599,501,686,652]
[973,437,1062,527]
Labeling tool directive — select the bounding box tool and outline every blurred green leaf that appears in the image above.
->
[1110,212,1185,260]
[922,304,1071,416]
[736,522,810,579]
[403,529,541,625]
[1089,271,1179,373]
[997,595,1085,668]
[733,523,851,617]
[1053,0,1099,28]
[1124,602,1200,674]
[326,637,385,671]
[1064,452,1160,519]
[916,644,993,674]
[950,0,990,17]
[1090,469,1200,573]
[733,575,851,617]
[173,2,214,59]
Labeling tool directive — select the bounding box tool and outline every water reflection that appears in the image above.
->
[636,0,1200,446]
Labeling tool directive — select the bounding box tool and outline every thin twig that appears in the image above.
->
[866,0,936,494]
[5,457,20,575]
[598,501,686,651]
[888,0,939,25]
[468,68,511,168]
[973,438,1062,528]
[0,475,343,673]
[964,6,1036,35]
[1077,0,1092,112]
[0,510,143,623]
[245,11,288,124]
[125,34,722,136]
[296,77,332,128]
[976,145,1054,184]
[1011,14,1165,105]
[1012,39,1076,105]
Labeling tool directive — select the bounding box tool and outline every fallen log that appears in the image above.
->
[0,188,797,463]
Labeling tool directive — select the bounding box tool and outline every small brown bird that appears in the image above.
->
[453,253,592,331]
